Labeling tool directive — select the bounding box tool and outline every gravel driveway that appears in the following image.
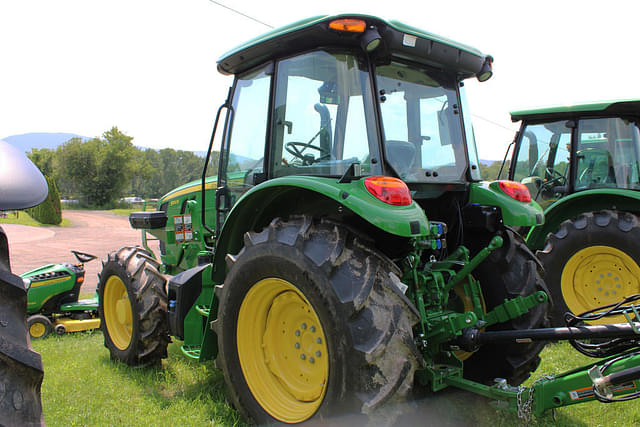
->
[2,210,156,293]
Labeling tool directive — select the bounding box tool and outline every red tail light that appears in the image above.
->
[498,180,531,203]
[364,176,412,206]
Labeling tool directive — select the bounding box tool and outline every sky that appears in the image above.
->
[1,0,639,160]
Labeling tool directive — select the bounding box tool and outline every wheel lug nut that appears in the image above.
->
[295,342,300,349]
[310,326,316,333]
[316,338,322,344]
[295,330,300,336]
[300,354,306,360]
[301,323,307,330]
[316,351,321,357]
[309,357,315,364]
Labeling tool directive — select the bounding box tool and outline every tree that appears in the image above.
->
[28,148,56,177]
[55,127,136,207]
[27,175,62,225]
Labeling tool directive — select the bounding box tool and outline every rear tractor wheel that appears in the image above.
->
[98,246,170,366]
[538,210,640,325]
[215,216,420,424]
[463,228,549,386]
[0,264,44,426]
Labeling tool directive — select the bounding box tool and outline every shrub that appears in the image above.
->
[27,175,62,225]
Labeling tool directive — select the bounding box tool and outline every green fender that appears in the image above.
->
[526,189,640,251]
[211,176,430,282]
[468,181,544,227]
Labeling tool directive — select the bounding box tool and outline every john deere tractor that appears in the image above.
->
[0,140,47,426]
[505,100,640,325]
[99,16,640,423]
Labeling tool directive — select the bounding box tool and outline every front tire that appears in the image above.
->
[98,246,170,366]
[215,216,420,424]
[537,210,640,325]
[27,315,52,339]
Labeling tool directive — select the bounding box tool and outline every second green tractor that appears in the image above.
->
[506,100,640,325]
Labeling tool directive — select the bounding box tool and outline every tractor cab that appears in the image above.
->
[508,100,640,209]
[210,14,538,252]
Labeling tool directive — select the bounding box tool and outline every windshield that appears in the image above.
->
[376,61,467,182]
[271,51,381,178]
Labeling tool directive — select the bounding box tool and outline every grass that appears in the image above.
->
[32,332,640,426]
[33,332,244,426]
[109,208,137,216]
[0,211,71,227]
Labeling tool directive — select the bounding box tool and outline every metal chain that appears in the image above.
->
[517,374,555,422]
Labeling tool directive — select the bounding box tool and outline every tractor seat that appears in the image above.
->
[385,140,416,177]
[71,251,97,264]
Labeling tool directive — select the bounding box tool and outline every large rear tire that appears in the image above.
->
[0,268,44,426]
[463,228,549,385]
[215,216,420,424]
[537,210,640,325]
[98,246,170,366]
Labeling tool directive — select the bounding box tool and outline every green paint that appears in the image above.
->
[469,181,544,227]
[511,98,640,122]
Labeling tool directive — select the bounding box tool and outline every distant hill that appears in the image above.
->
[2,132,89,152]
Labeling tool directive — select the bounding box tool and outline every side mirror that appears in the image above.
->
[0,140,48,210]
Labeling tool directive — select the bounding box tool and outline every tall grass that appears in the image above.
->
[32,333,640,426]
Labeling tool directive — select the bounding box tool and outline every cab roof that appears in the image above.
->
[216,14,490,79]
[510,99,640,122]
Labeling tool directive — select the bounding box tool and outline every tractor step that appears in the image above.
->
[181,345,201,360]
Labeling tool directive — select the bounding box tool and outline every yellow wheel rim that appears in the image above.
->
[30,322,46,338]
[562,246,640,324]
[103,275,133,350]
[237,278,328,423]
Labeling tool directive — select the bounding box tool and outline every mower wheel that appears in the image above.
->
[0,265,44,426]
[537,210,640,325]
[98,246,169,366]
[215,216,420,424]
[463,228,549,385]
[54,324,66,335]
[27,315,52,339]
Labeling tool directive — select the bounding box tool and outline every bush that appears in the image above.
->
[27,175,62,225]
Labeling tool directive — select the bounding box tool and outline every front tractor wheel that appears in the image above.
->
[215,216,420,424]
[537,210,640,325]
[98,246,170,366]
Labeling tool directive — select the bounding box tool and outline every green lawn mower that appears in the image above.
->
[22,250,101,339]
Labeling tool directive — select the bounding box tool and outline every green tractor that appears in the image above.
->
[99,15,640,423]
[505,100,640,325]
[0,140,47,426]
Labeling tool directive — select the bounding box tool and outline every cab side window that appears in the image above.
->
[223,67,271,205]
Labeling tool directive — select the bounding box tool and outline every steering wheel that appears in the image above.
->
[285,141,331,165]
[538,168,567,197]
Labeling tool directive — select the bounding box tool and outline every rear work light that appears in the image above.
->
[364,176,412,206]
[329,18,366,33]
[498,180,532,203]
